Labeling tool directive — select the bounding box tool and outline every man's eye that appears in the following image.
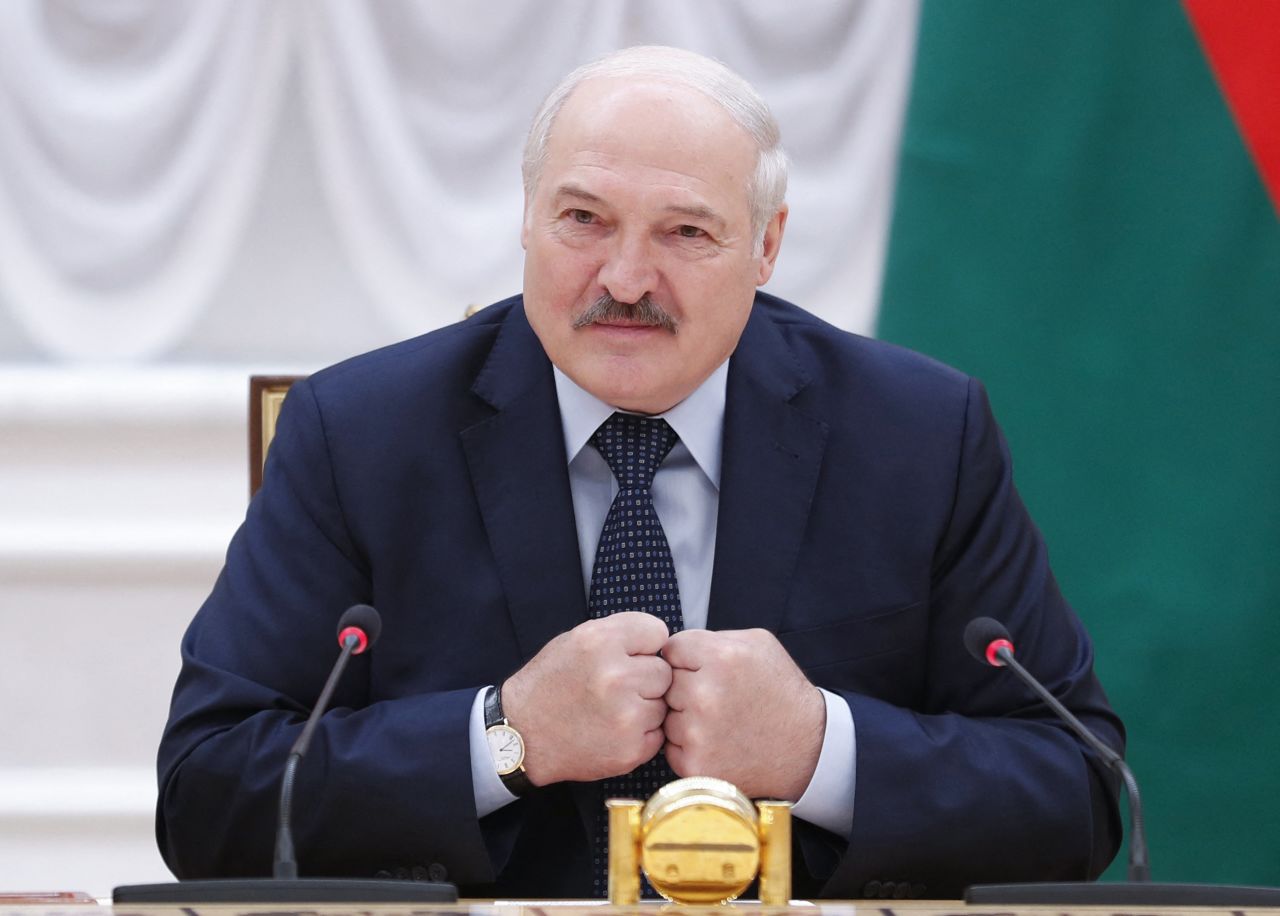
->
[677,225,705,239]
[569,209,594,224]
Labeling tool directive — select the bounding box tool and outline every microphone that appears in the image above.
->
[274,603,383,878]
[962,616,1280,907]
[963,616,1149,881]
[115,604,456,905]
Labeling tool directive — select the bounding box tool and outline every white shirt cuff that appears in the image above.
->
[469,685,518,818]
[790,688,855,838]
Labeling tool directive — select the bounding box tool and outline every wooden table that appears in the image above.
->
[5,900,1280,916]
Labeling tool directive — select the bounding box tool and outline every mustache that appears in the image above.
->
[571,295,678,333]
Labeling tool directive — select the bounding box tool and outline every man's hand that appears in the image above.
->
[662,628,825,801]
[501,612,672,786]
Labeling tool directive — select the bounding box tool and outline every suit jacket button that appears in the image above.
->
[863,881,882,898]
[428,862,449,882]
[912,883,927,899]
[893,881,910,899]
[374,870,393,879]
[880,880,897,898]
[394,866,409,880]
[411,866,428,881]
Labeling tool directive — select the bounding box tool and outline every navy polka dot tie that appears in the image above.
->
[587,412,683,897]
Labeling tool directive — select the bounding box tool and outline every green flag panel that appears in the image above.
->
[879,0,1280,885]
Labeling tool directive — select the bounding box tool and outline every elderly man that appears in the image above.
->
[158,46,1123,899]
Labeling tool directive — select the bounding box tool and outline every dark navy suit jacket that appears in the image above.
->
[157,293,1123,898]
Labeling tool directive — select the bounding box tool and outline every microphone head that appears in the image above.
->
[336,604,382,655]
[964,616,1014,667]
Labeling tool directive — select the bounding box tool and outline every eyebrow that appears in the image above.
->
[662,203,726,230]
[552,184,727,230]
[553,184,605,206]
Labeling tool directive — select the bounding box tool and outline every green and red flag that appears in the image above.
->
[877,0,1280,884]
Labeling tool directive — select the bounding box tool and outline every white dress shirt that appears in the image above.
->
[469,362,855,838]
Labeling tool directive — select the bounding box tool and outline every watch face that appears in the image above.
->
[486,724,525,775]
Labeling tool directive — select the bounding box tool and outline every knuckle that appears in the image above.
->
[723,636,754,665]
[573,618,607,652]
[686,678,716,716]
[642,612,669,635]
[645,695,669,721]
[674,717,703,751]
[614,701,642,733]
[618,695,661,733]
[595,662,627,695]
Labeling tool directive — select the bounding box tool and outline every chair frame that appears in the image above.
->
[248,375,304,497]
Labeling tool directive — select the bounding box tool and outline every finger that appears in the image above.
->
[638,697,668,732]
[662,628,716,671]
[639,726,665,763]
[632,653,674,699]
[663,740,687,777]
[607,611,670,655]
[664,666,694,711]
[661,707,689,747]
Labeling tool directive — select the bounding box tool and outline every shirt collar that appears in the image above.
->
[553,361,727,490]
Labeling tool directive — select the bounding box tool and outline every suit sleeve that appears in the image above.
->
[803,378,1124,899]
[155,378,502,886]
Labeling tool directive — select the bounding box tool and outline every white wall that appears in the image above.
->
[0,368,245,893]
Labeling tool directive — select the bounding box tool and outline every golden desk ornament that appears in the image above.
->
[607,776,792,905]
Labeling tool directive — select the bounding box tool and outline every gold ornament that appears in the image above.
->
[607,776,792,905]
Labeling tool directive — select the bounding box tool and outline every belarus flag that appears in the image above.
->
[872,1,1280,886]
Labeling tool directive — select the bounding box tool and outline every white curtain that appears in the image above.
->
[0,0,291,359]
[0,0,919,361]
[297,0,625,333]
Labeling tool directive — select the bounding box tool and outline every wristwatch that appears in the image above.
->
[484,684,532,796]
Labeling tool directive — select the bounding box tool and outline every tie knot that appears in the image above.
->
[590,412,678,490]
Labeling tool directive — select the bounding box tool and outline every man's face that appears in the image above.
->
[521,77,786,415]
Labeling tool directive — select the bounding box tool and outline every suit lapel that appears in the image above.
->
[460,303,589,663]
[707,304,830,634]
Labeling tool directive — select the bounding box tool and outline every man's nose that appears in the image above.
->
[596,233,658,305]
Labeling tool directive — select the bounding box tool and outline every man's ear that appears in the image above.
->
[755,204,788,286]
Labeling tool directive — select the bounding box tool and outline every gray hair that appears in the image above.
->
[522,45,788,254]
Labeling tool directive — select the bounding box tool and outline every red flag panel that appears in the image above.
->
[1184,0,1280,216]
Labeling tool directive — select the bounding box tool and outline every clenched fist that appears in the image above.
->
[662,628,825,800]
[501,612,673,786]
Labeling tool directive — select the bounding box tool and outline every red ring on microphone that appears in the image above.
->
[338,626,369,655]
[985,638,1014,668]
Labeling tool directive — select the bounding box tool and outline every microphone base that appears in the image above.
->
[113,878,457,905]
[966,881,1280,907]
